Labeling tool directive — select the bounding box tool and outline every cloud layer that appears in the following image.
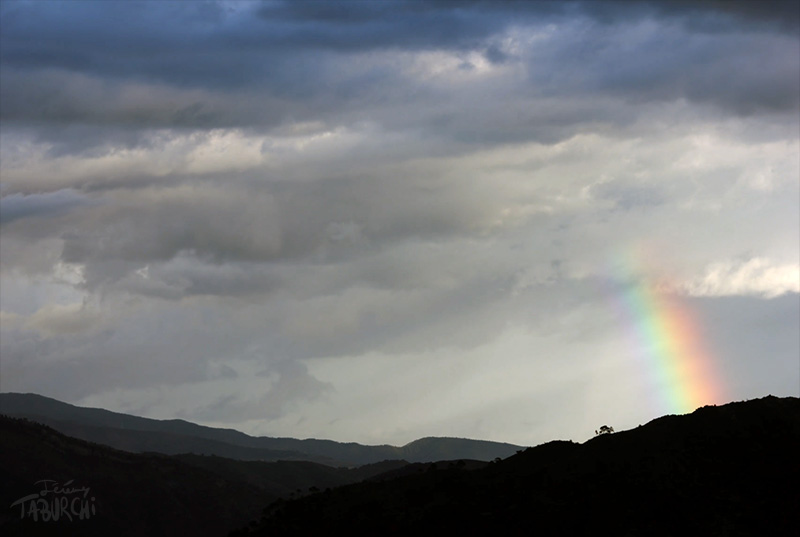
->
[1,0,798,446]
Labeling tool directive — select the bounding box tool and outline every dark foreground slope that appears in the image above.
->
[0,393,521,465]
[0,416,408,537]
[0,415,268,537]
[233,396,800,537]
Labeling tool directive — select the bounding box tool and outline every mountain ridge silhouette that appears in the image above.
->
[0,392,522,465]
[233,395,800,536]
[2,394,797,536]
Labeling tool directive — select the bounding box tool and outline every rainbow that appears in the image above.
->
[606,252,724,415]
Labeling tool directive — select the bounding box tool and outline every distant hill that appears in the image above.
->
[230,396,800,536]
[0,415,268,537]
[6,416,342,465]
[3,394,797,536]
[0,415,414,537]
[0,393,522,465]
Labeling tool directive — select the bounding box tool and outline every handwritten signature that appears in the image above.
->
[10,479,96,522]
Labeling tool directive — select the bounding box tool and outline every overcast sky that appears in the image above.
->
[1,0,798,447]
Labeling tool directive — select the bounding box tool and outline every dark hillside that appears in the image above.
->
[233,396,800,536]
[16,415,338,464]
[0,416,414,536]
[0,393,521,465]
[399,436,521,462]
[173,454,409,497]
[0,415,269,537]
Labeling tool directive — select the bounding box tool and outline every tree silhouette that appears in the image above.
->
[595,425,614,435]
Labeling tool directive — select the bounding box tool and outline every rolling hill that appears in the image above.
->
[4,393,797,536]
[231,395,800,536]
[0,415,268,537]
[0,393,522,466]
[0,416,413,536]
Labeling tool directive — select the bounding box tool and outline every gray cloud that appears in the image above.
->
[694,294,800,399]
[0,0,797,445]
[590,182,666,211]
[0,189,99,225]
[180,358,333,424]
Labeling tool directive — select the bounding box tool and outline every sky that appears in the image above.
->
[1,0,798,448]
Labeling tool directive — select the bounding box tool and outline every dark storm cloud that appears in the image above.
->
[644,0,799,31]
[261,0,800,42]
[3,0,507,91]
[528,20,799,115]
[0,70,249,128]
[252,0,524,52]
[0,1,236,86]
[1,0,796,136]
[0,0,525,80]
[3,0,793,73]
[0,190,98,225]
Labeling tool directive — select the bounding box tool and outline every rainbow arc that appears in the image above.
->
[608,252,724,415]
